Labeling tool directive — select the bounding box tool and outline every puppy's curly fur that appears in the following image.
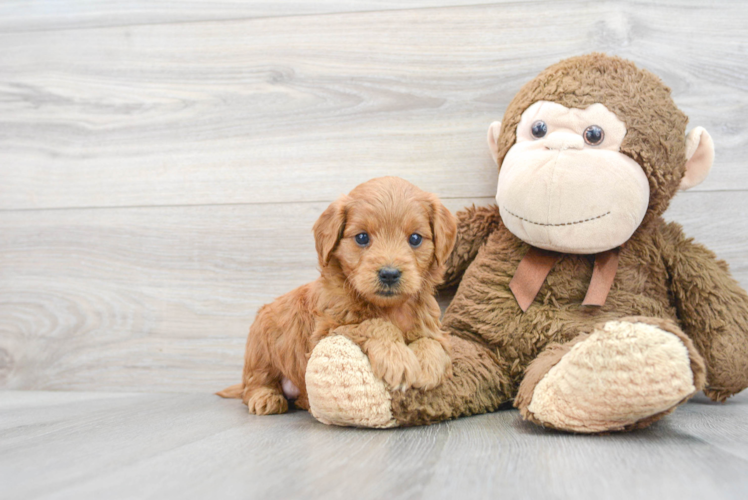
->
[218,177,458,415]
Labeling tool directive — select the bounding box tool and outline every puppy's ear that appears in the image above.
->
[313,195,348,266]
[429,196,457,267]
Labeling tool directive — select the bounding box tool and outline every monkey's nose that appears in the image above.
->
[378,267,401,287]
[544,132,584,151]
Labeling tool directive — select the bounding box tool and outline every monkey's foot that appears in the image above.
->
[515,317,706,433]
[306,335,398,428]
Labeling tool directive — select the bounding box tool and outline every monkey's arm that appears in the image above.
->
[440,205,501,288]
[661,221,748,402]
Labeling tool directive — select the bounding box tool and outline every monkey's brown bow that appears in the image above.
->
[509,246,620,312]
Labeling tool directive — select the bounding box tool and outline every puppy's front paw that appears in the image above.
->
[366,339,421,391]
[247,387,288,415]
[410,338,452,390]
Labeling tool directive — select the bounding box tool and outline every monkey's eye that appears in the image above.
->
[584,125,605,146]
[408,233,423,248]
[355,233,370,246]
[531,120,547,139]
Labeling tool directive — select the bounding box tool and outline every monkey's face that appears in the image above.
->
[496,101,649,254]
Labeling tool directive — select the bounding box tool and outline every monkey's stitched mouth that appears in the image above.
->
[504,207,611,227]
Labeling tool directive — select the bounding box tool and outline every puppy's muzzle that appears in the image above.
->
[378,267,401,288]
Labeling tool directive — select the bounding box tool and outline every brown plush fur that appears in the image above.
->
[441,204,502,288]
[381,54,748,428]
[218,177,457,414]
[388,335,511,426]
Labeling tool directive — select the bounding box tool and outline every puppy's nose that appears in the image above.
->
[378,267,401,287]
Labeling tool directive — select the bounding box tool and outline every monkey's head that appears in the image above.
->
[488,53,714,254]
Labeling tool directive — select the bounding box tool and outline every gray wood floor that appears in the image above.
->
[1,390,747,500]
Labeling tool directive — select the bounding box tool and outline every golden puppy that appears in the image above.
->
[218,177,457,415]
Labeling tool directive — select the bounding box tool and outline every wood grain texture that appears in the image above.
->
[0,197,483,392]
[0,0,518,32]
[0,192,746,393]
[1,1,748,210]
[1,390,747,500]
[2,1,748,397]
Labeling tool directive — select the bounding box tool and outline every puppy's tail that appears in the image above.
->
[216,383,243,399]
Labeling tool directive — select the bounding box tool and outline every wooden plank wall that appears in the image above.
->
[2,0,747,393]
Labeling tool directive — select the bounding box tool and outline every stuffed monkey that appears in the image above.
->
[304,53,748,433]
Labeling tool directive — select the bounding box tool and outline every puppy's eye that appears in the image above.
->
[531,120,547,139]
[355,232,369,246]
[408,233,423,248]
[584,125,604,146]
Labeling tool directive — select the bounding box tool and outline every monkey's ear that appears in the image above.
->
[313,195,347,266]
[487,121,502,165]
[429,196,458,267]
[680,127,714,191]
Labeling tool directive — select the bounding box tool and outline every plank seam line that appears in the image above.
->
[0,196,497,213]
[0,189,739,213]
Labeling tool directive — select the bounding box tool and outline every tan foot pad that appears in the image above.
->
[306,335,398,428]
[528,321,697,433]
